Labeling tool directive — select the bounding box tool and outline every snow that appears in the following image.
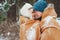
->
[0,21,19,40]
[26,27,36,40]
[56,18,60,26]
[42,16,53,27]
[25,21,39,40]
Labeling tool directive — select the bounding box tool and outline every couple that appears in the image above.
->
[20,0,60,40]
[20,0,47,24]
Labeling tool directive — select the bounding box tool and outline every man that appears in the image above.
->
[40,3,60,40]
[31,0,47,20]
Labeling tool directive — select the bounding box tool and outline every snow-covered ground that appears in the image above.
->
[0,21,19,40]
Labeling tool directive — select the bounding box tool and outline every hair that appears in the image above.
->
[34,16,42,21]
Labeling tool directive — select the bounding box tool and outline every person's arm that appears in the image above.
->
[20,16,29,24]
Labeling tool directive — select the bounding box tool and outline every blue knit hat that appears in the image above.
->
[37,0,46,1]
[33,0,47,12]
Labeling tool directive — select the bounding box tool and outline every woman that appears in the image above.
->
[20,0,47,40]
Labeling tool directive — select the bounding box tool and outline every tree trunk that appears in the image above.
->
[7,5,16,22]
